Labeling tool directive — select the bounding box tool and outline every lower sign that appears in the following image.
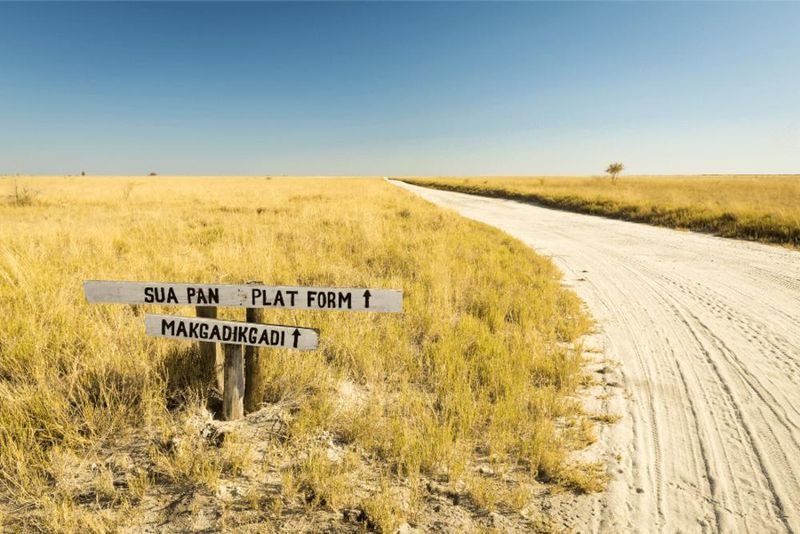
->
[145,314,319,351]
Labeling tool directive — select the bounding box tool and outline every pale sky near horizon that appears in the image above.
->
[1,2,798,176]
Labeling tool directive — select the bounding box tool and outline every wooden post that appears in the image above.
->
[196,306,223,391]
[245,281,265,414]
[223,343,244,421]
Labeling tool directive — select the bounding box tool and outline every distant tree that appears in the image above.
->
[149,172,158,176]
[81,171,86,176]
[605,162,624,184]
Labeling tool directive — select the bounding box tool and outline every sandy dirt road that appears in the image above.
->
[393,181,800,533]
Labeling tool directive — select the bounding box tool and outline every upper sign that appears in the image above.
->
[84,281,403,313]
[145,314,319,350]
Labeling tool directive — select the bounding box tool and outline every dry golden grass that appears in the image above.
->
[0,176,596,531]
[402,175,800,246]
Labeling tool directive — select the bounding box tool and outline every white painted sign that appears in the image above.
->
[84,281,403,312]
[145,314,319,350]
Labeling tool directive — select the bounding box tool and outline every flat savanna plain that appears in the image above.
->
[403,175,800,246]
[0,177,605,532]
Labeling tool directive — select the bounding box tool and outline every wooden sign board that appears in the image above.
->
[85,281,402,313]
[145,314,319,350]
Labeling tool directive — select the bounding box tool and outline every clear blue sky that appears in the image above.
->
[1,1,798,176]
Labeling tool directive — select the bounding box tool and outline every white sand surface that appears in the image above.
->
[394,180,800,533]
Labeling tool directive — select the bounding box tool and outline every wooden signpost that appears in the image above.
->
[84,279,402,420]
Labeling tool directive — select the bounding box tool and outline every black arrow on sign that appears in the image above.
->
[363,290,371,309]
[291,329,300,348]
